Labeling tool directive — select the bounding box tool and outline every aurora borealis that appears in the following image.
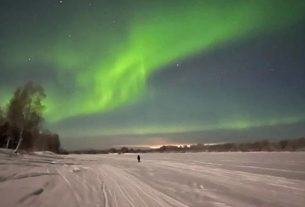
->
[1,0,305,149]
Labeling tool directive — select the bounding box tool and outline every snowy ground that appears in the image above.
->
[0,150,305,207]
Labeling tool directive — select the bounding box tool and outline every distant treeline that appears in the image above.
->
[0,82,61,153]
[69,137,305,154]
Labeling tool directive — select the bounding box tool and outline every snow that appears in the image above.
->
[0,151,305,207]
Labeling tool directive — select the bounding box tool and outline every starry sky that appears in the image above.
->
[1,0,305,149]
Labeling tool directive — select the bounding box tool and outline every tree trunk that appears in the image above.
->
[14,129,23,153]
[6,137,11,149]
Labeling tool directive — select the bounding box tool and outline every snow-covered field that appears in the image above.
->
[0,150,305,207]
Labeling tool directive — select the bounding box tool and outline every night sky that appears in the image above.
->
[1,0,305,149]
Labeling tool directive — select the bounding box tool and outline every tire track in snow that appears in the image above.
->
[101,181,109,207]
[54,165,82,207]
[101,165,189,207]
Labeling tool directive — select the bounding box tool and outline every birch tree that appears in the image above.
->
[6,82,46,152]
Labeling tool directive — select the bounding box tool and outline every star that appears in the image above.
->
[59,0,63,4]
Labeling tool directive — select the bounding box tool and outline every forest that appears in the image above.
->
[70,137,305,154]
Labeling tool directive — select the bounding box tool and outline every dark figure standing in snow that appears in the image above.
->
[137,155,141,162]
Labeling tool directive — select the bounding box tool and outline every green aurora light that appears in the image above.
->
[1,0,305,134]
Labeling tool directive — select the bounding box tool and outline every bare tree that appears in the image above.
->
[0,106,7,148]
[6,82,46,153]
[0,106,3,123]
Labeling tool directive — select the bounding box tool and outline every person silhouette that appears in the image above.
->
[137,155,141,162]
